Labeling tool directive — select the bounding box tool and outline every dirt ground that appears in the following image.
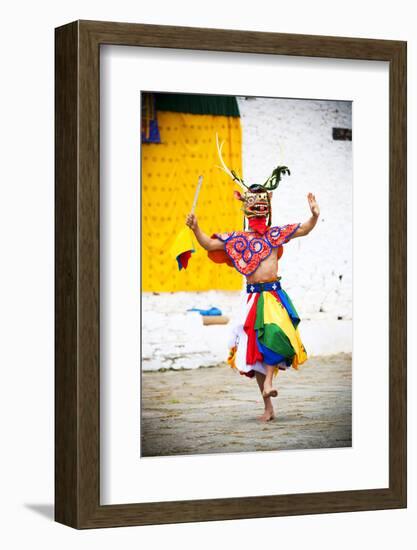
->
[141,353,352,457]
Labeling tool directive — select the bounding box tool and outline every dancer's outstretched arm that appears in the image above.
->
[291,193,320,238]
[186,213,224,251]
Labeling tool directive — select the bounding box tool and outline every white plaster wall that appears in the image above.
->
[238,97,352,321]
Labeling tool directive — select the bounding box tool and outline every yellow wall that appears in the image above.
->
[141,111,243,291]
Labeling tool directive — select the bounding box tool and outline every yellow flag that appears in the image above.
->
[169,226,195,270]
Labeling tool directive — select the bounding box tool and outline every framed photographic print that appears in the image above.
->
[55,20,406,528]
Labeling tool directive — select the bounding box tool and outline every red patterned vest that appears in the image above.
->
[208,223,300,276]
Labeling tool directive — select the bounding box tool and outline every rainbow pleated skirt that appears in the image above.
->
[227,281,307,377]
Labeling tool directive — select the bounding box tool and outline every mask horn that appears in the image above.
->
[215,133,247,190]
[262,166,291,190]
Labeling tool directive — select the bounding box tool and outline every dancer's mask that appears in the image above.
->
[215,134,290,227]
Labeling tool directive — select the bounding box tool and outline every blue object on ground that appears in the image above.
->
[187,306,223,316]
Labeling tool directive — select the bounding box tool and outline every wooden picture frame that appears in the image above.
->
[55,20,407,529]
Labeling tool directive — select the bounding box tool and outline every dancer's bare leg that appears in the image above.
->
[262,365,278,398]
[255,371,275,421]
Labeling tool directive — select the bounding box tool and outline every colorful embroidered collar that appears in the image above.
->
[211,223,300,276]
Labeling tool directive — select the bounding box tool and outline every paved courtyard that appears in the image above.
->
[141,353,352,457]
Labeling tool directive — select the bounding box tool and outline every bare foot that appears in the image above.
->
[262,384,278,398]
[258,409,275,422]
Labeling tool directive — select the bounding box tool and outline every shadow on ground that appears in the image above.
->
[24,504,54,521]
